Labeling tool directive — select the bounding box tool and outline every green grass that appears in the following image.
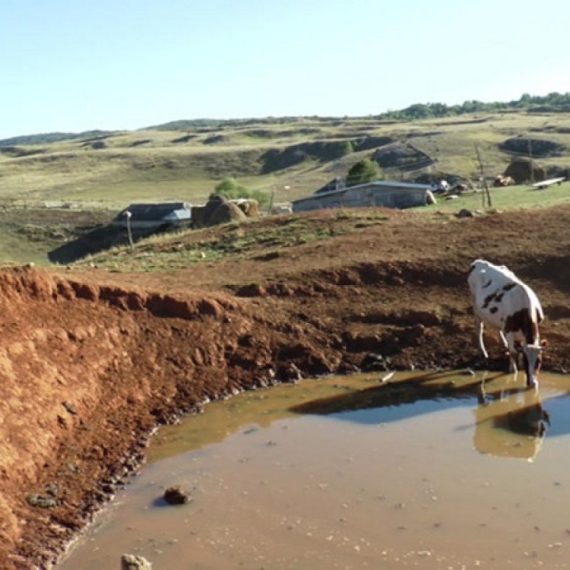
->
[75,212,377,272]
[416,181,570,214]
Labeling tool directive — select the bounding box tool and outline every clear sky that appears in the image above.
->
[1,0,569,139]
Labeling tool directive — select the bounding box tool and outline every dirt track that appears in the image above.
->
[2,205,570,569]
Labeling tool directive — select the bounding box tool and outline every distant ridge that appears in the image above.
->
[146,116,320,131]
[0,130,116,147]
[3,92,570,143]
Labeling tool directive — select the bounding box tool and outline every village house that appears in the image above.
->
[112,202,192,229]
[291,180,433,213]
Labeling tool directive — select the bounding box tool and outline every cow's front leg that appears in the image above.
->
[476,317,488,359]
[506,336,520,374]
[508,351,519,373]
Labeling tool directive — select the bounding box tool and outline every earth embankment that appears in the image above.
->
[3,206,570,568]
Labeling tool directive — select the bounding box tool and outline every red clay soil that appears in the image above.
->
[2,205,570,569]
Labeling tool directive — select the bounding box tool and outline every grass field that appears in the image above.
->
[2,111,569,207]
[1,110,570,266]
[419,180,570,215]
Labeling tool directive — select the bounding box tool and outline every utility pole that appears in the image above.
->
[475,144,492,208]
[124,210,134,251]
[528,139,534,183]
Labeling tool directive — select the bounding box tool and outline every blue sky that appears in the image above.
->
[1,0,569,139]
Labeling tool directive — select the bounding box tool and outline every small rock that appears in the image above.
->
[276,363,303,383]
[62,401,78,415]
[121,553,153,570]
[164,486,191,505]
[26,494,59,509]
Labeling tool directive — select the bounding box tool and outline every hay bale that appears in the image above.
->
[191,205,207,228]
[235,199,260,218]
[192,194,247,228]
[504,158,546,184]
[207,200,247,227]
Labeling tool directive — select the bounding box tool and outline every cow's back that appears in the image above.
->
[468,259,543,330]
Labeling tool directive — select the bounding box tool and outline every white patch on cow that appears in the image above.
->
[468,259,545,387]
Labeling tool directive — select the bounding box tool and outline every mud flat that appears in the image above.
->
[58,372,570,570]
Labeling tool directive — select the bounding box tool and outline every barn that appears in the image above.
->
[291,180,433,213]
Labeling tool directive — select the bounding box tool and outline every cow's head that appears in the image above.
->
[515,340,548,387]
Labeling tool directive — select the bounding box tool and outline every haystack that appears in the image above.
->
[504,158,546,184]
[207,199,247,226]
[235,199,260,217]
[192,194,247,228]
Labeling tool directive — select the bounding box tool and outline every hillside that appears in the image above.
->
[1,110,570,210]
[1,108,570,269]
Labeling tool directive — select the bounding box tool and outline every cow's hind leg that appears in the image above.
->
[499,330,509,350]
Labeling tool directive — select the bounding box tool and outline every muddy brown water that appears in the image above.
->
[56,371,570,570]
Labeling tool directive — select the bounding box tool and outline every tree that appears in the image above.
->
[214,177,269,208]
[339,141,354,157]
[214,177,249,199]
[345,159,382,187]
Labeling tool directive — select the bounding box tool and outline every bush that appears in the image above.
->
[214,177,269,208]
[346,159,383,187]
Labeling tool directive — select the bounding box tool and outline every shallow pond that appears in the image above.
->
[57,370,570,569]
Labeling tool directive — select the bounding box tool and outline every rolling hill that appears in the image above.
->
[1,102,570,266]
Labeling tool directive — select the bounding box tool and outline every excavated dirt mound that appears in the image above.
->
[3,205,570,568]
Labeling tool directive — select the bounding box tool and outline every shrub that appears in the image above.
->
[214,177,269,208]
[346,159,383,187]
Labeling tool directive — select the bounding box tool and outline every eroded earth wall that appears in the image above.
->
[0,267,283,569]
[3,225,570,569]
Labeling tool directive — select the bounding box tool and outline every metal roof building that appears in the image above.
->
[292,180,432,213]
[112,202,192,229]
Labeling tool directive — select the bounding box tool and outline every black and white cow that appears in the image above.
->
[468,259,546,387]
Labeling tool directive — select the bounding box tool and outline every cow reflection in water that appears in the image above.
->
[474,375,550,461]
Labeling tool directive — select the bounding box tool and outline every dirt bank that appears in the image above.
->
[2,205,570,569]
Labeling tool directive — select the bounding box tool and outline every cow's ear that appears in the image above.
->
[541,339,548,349]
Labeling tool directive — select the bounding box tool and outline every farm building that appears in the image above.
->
[113,202,192,229]
[292,181,433,213]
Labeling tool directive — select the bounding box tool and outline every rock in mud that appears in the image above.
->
[121,553,153,569]
[164,486,191,505]
[26,493,59,509]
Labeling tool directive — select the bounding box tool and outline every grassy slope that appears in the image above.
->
[3,111,569,206]
[419,181,570,214]
[1,110,570,266]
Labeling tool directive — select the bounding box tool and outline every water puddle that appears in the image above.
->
[57,371,570,569]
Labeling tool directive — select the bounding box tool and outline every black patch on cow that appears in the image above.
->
[482,292,497,309]
[502,282,516,292]
[504,308,538,345]
[490,307,498,314]
[468,264,477,275]
[494,293,504,303]
[482,279,492,289]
